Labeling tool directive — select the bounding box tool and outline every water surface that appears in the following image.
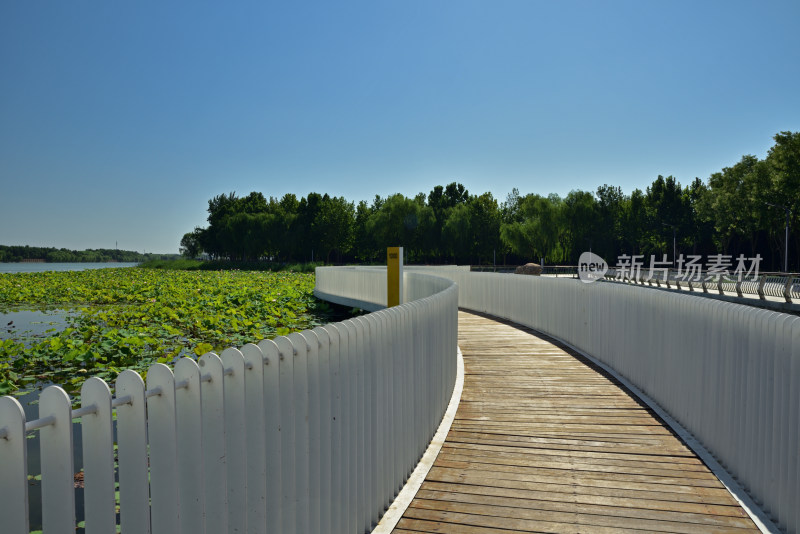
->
[0,262,139,273]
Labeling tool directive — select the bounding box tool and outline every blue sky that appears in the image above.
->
[1,0,798,253]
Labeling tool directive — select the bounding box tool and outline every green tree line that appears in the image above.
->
[182,131,800,271]
[0,245,174,264]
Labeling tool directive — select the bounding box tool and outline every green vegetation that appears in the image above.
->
[138,258,321,273]
[183,131,799,270]
[0,245,178,263]
[137,258,206,270]
[0,268,334,396]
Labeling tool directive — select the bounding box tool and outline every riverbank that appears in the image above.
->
[138,258,322,272]
[0,262,140,273]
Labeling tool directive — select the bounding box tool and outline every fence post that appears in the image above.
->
[758,276,767,300]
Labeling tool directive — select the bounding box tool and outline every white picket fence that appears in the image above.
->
[5,265,797,533]
[398,268,798,534]
[0,270,458,534]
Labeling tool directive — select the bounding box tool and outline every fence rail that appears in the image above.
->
[0,270,458,534]
[406,267,798,534]
[604,268,800,303]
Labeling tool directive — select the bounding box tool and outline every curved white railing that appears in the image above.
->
[408,268,797,534]
[0,269,458,534]
[4,265,795,533]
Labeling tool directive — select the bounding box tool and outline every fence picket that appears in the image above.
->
[257,338,282,534]
[301,330,321,534]
[791,324,800,534]
[241,343,267,534]
[199,351,228,534]
[0,396,28,534]
[320,325,341,534]
[116,370,150,534]
[273,336,296,534]
[335,321,356,534]
[287,332,311,534]
[39,386,75,534]
[174,357,204,534]
[311,326,333,533]
[372,311,388,514]
[146,363,179,534]
[221,347,247,534]
[80,377,115,534]
[351,317,368,533]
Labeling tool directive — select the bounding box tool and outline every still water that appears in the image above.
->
[0,264,135,530]
[0,262,139,273]
[1,307,84,531]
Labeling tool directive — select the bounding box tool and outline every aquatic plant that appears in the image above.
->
[0,268,330,395]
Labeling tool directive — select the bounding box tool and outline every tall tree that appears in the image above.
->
[314,196,355,262]
[500,194,560,263]
[468,193,502,264]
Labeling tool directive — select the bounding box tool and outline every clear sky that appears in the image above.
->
[1,0,798,253]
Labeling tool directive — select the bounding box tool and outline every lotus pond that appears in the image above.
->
[0,267,341,397]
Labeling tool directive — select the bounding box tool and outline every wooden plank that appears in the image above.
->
[395,518,532,533]
[419,480,750,519]
[396,518,526,534]
[414,488,755,529]
[434,454,724,487]
[403,506,655,534]
[427,465,733,499]
[443,431,699,461]
[437,447,717,478]
[408,498,756,534]
[440,441,708,468]
[389,311,758,533]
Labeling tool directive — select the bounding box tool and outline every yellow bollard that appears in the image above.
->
[387,247,403,307]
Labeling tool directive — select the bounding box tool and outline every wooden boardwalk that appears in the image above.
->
[391,311,758,533]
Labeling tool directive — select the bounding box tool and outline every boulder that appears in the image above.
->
[514,263,542,275]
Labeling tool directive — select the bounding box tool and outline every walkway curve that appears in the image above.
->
[389,310,759,534]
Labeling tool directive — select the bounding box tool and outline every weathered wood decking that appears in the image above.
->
[391,310,758,533]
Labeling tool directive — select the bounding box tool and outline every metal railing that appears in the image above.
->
[0,269,458,534]
[605,269,800,303]
[404,268,797,533]
[470,264,579,276]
